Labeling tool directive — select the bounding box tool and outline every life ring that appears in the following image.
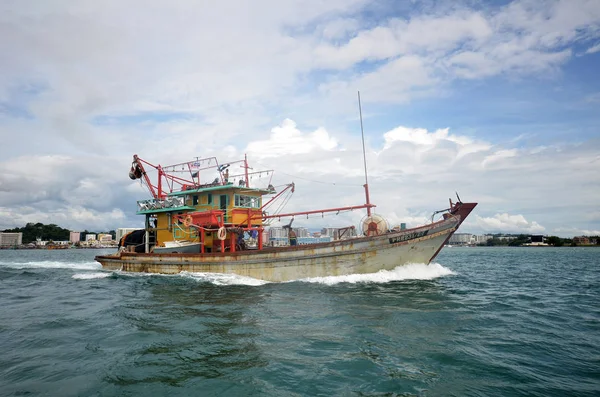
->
[217,226,226,241]
[183,215,193,228]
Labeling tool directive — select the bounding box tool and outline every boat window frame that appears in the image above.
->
[234,194,261,209]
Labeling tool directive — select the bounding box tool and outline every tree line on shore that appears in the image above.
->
[481,234,600,247]
[2,223,116,244]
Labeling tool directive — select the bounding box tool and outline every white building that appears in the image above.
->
[97,234,112,242]
[321,227,338,239]
[268,227,288,239]
[85,234,96,241]
[116,228,139,243]
[0,232,22,247]
[69,231,81,243]
[295,227,309,238]
[449,233,472,244]
[471,234,493,244]
[267,227,287,246]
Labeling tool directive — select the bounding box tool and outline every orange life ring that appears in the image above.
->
[217,226,226,241]
[183,215,193,228]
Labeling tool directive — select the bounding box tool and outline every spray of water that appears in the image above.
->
[1,261,101,271]
[297,263,455,285]
[6,260,454,286]
[72,272,112,280]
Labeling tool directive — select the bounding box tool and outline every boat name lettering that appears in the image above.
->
[389,230,429,244]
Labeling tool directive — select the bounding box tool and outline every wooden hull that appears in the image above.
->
[95,204,476,282]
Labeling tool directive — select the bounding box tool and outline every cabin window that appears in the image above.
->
[207,193,213,205]
[193,195,198,205]
[234,194,261,208]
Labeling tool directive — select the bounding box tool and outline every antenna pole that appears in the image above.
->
[358,91,372,216]
[244,153,250,188]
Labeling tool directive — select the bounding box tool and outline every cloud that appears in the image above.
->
[313,0,600,103]
[0,154,139,231]
[0,0,599,237]
[246,119,338,159]
[241,121,597,237]
[553,227,600,236]
[585,42,600,54]
[475,213,545,234]
[0,117,598,236]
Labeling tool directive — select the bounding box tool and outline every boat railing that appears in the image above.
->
[137,196,186,212]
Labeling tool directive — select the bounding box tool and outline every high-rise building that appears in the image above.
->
[70,231,81,243]
[116,228,139,243]
[295,227,309,238]
[321,228,338,239]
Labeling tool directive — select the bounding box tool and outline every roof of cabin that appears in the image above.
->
[136,206,196,215]
[168,183,271,196]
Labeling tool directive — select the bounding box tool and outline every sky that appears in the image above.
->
[0,0,599,237]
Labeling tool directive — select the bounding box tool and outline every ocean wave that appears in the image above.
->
[107,263,454,286]
[0,261,102,271]
[297,263,455,285]
[179,271,270,286]
[72,272,112,280]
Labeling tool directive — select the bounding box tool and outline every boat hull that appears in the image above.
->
[96,206,475,282]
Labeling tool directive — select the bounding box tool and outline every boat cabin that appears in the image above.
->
[136,182,270,253]
[126,153,372,254]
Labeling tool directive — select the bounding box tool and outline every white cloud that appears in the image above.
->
[475,213,546,234]
[585,42,600,54]
[1,0,598,129]
[0,0,599,236]
[315,0,599,102]
[553,228,600,236]
[246,119,338,159]
[0,118,598,236]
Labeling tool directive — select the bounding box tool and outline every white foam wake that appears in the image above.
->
[297,263,455,285]
[1,261,102,271]
[66,263,454,286]
[179,271,270,286]
[72,272,112,280]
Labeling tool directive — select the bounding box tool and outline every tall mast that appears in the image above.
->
[358,91,372,216]
[244,153,250,188]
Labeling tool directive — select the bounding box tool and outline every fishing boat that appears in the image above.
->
[95,150,476,282]
[95,97,477,282]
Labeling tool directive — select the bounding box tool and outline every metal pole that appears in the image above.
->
[358,91,372,216]
[145,215,150,253]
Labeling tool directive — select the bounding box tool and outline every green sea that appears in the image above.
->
[0,247,598,396]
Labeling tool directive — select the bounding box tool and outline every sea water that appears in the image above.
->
[0,247,598,396]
